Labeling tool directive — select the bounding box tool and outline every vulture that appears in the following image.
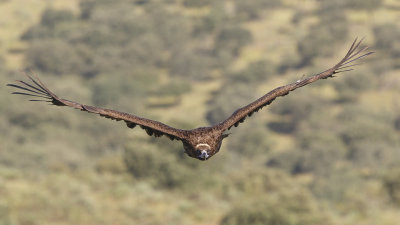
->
[8,38,372,161]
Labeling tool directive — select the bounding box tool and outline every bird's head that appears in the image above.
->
[183,141,217,161]
[194,143,212,160]
[183,132,230,161]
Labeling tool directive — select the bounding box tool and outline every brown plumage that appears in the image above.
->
[8,38,373,161]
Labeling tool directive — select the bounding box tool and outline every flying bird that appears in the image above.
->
[8,38,372,161]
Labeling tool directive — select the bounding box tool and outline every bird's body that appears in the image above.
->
[8,38,373,160]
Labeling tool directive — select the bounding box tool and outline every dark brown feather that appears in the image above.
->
[7,73,187,140]
[216,38,373,132]
[7,38,373,160]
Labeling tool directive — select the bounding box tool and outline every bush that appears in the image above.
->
[25,40,82,74]
[229,60,276,84]
[268,91,328,133]
[183,0,211,8]
[234,0,282,21]
[226,121,272,158]
[197,4,227,34]
[383,168,400,205]
[220,200,294,225]
[206,83,255,125]
[373,23,400,68]
[337,105,400,168]
[40,8,75,28]
[337,106,397,145]
[214,27,253,59]
[296,0,348,66]
[267,131,346,175]
[230,169,296,196]
[332,69,377,102]
[347,0,382,11]
[168,48,215,80]
[91,71,158,107]
[292,131,347,174]
[222,169,333,225]
[373,23,400,51]
[124,141,190,188]
[297,24,347,66]
[220,188,332,225]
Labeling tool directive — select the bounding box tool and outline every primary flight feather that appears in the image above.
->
[8,38,373,161]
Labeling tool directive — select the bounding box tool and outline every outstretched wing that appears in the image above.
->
[7,74,187,140]
[217,38,373,132]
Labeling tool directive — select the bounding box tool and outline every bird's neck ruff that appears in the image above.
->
[196,143,210,149]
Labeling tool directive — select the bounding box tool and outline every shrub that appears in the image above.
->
[229,60,276,84]
[373,23,400,68]
[383,168,400,205]
[234,0,282,21]
[206,83,255,125]
[347,0,382,11]
[40,8,75,29]
[220,187,332,225]
[268,91,328,133]
[25,40,82,74]
[267,131,346,175]
[124,141,190,188]
[214,27,253,58]
[297,0,348,66]
[183,0,211,8]
[226,121,272,158]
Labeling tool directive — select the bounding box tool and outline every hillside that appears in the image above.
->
[1,0,400,224]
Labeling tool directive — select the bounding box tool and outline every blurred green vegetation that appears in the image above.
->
[1,0,400,224]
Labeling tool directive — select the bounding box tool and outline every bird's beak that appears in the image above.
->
[199,150,209,160]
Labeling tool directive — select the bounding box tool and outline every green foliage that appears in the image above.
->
[310,168,362,201]
[373,23,400,68]
[337,106,397,144]
[183,0,211,8]
[214,26,253,66]
[196,3,227,34]
[40,8,75,28]
[332,70,377,102]
[268,91,328,133]
[347,0,382,11]
[373,23,400,50]
[268,131,346,175]
[395,115,400,131]
[296,0,348,66]
[91,71,157,107]
[168,48,215,80]
[221,169,332,225]
[230,60,276,84]
[297,22,348,66]
[149,79,192,97]
[234,0,282,21]
[206,83,255,125]
[227,121,272,158]
[25,40,83,74]
[383,168,400,206]
[220,188,332,225]
[295,134,346,174]
[215,27,252,55]
[337,106,400,169]
[124,141,190,188]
